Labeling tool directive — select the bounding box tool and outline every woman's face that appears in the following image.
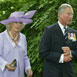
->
[11,22,23,32]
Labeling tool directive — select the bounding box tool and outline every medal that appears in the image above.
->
[68,33,76,41]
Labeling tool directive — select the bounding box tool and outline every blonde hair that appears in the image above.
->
[6,23,12,31]
[6,22,25,31]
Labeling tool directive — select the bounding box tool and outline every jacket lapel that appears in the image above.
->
[55,23,65,42]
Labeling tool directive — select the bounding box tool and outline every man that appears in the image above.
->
[39,3,77,77]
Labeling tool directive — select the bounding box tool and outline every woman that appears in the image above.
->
[0,10,36,77]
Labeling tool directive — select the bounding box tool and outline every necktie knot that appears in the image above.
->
[64,27,67,33]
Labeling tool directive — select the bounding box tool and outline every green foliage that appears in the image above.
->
[0,0,77,77]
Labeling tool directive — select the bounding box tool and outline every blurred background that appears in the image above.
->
[0,0,77,77]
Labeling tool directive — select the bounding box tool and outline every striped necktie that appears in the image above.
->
[64,27,68,41]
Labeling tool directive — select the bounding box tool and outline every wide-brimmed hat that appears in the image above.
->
[0,10,36,25]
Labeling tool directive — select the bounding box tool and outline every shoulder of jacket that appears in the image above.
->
[68,26,77,32]
[45,23,58,31]
[0,31,5,37]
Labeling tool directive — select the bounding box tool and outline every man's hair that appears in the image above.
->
[58,3,73,14]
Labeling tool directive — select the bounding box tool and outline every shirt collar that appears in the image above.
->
[5,30,23,48]
[58,21,68,34]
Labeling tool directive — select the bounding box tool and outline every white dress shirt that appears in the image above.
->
[58,21,67,63]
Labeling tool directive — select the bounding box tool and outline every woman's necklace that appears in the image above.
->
[9,31,18,41]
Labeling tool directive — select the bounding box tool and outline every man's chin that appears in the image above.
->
[67,22,71,25]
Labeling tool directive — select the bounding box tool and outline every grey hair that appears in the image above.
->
[6,23,25,31]
[58,3,73,14]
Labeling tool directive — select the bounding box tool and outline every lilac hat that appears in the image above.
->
[0,10,37,25]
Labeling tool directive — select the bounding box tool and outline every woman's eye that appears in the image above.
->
[19,22,22,24]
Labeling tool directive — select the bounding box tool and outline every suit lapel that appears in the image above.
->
[55,23,65,42]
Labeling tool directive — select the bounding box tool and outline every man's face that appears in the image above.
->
[59,7,73,26]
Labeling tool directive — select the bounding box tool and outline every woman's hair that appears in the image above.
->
[6,22,25,31]
[58,3,73,14]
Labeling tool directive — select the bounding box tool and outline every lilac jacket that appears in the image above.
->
[0,30,31,77]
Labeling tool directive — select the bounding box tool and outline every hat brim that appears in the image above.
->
[0,18,33,25]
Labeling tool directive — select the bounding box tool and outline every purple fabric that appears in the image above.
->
[0,18,33,25]
[0,10,36,25]
[22,10,37,18]
[9,11,24,18]
[0,30,31,77]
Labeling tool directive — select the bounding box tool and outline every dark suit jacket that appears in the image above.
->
[39,23,77,77]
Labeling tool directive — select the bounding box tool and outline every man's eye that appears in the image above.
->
[67,13,73,15]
